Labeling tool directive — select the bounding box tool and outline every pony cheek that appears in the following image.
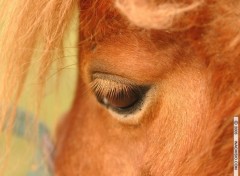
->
[140,68,211,175]
[55,96,145,175]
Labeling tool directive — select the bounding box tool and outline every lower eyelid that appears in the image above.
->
[106,92,153,125]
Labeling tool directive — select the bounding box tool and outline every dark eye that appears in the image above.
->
[103,89,139,109]
[91,75,150,115]
[96,86,146,114]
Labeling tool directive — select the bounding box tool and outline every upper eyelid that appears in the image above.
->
[90,72,142,96]
[90,72,152,100]
[90,76,151,101]
[90,78,139,98]
[91,72,140,85]
[91,70,152,88]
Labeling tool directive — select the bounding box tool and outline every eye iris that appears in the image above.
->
[105,91,139,110]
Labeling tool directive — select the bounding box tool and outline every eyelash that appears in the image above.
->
[91,81,140,100]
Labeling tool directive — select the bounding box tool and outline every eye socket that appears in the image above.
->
[91,74,150,115]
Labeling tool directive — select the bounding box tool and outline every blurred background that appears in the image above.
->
[0,10,78,176]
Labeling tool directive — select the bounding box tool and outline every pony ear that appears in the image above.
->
[115,0,202,30]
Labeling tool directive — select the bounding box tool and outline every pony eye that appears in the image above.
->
[91,74,150,115]
[96,87,143,114]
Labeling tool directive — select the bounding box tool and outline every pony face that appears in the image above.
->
[56,34,210,175]
[54,0,240,175]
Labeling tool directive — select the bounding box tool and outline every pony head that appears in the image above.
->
[0,0,240,175]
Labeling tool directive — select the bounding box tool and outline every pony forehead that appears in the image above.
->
[78,0,204,43]
[79,0,128,43]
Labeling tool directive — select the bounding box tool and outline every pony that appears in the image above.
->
[0,0,240,175]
